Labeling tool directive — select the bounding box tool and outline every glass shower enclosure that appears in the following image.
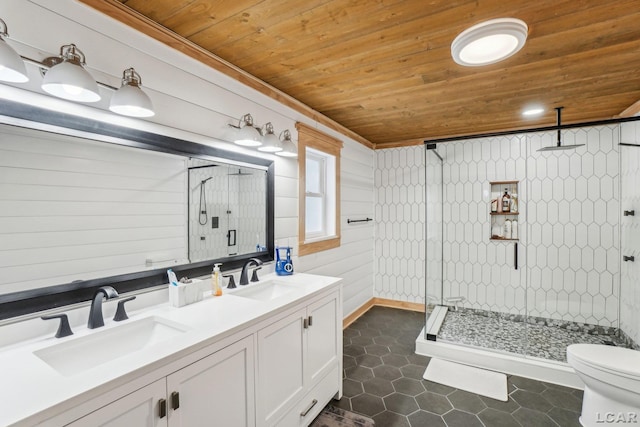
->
[421,122,638,378]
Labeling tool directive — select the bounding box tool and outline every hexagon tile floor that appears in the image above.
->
[329,306,583,427]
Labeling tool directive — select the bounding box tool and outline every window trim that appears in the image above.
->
[305,149,327,240]
[296,122,342,256]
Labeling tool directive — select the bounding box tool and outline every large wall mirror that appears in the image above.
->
[0,100,274,320]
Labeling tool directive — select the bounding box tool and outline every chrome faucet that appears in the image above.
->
[239,258,263,286]
[88,286,119,329]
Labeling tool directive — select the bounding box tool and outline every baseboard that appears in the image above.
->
[343,299,375,329]
[343,297,424,329]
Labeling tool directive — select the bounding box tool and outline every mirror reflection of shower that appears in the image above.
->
[199,177,212,225]
[187,160,269,263]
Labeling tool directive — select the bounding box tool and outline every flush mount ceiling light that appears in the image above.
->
[275,130,297,158]
[41,44,100,102]
[522,106,545,117]
[258,122,283,152]
[451,18,528,66]
[0,18,28,83]
[537,107,585,152]
[109,68,154,117]
[229,113,262,147]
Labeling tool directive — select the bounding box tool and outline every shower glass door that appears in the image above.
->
[424,146,443,336]
[424,135,529,356]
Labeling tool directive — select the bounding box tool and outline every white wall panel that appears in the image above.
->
[0,125,187,294]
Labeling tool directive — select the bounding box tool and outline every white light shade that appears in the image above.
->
[275,131,297,158]
[42,60,100,102]
[109,71,154,118]
[258,133,283,152]
[0,38,28,83]
[258,123,283,152]
[451,18,528,67]
[234,123,262,147]
[110,84,154,117]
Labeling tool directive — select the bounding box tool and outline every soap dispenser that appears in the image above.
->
[212,263,223,296]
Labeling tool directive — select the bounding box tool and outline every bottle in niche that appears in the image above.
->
[511,193,519,213]
[504,219,512,239]
[511,219,518,239]
[501,188,511,213]
[491,199,498,213]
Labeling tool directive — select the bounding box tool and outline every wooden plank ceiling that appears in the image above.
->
[82,0,640,148]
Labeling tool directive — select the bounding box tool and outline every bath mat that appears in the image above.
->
[423,358,508,401]
[310,404,375,427]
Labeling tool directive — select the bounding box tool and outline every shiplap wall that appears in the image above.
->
[0,0,375,317]
[0,124,188,294]
[274,141,375,317]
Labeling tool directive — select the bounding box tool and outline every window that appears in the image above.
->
[296,122,342,256]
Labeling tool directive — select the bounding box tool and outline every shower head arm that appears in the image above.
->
[556,107,563,147]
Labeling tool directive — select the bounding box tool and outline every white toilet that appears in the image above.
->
[567,344,640,427]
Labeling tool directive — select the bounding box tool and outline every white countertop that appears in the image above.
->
[0,273,342,426]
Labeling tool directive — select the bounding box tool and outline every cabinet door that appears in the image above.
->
[66,379,167,427]
[306,294,339,386]
[256,308,306,426]
[167,335,255,427]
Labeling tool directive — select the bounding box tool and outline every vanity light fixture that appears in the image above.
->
[109,68,154,117]
[41,44,101,102]
[230,113,262,147]
[275,130,297,158]
[451,18,528,66]
[258,122,283,152]
[0,18,28,83]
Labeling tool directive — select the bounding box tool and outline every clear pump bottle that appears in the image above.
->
[212,263,222,296]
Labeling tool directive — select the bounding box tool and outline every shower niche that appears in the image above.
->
[489,180,519,241]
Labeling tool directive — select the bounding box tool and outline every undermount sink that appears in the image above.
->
[34,316,189,376]
[231,281,299,301]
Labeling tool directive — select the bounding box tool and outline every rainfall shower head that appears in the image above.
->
[228,169,253,176]
[537,107,585,152]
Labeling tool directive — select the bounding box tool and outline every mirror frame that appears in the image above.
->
[0,99,275,320]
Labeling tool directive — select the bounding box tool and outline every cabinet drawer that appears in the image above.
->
[275,362,340,427]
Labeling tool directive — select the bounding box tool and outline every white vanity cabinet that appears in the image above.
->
[256,292,341,427]
[65,379,168,427]
[66,335,255,427]
[24,278,342,427]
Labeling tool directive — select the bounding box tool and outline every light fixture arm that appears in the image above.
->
[261,121,275,136]
[228,113,257,130]
[121,67,143,87]
[59,44,86,67]
[279,129,292,141]
[0,18,9,38]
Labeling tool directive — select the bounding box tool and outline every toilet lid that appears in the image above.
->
[568,344,640,378]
